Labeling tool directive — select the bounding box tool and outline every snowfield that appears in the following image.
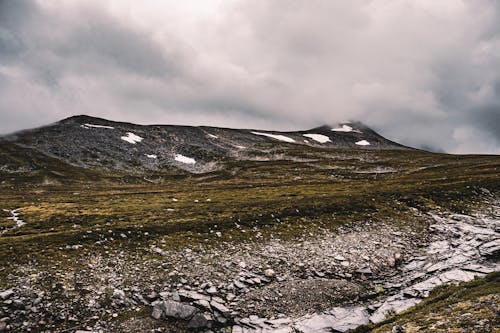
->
[82,123,115,129]
[121,132,144,144]
[251,131,296,143]
[175,154,196,164]
[355,140,371,146]
[303,133,332,144]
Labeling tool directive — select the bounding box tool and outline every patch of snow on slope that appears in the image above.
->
[332,125,354,132]
[207,134,218,139]
[251,131,296,143]
[175,154,196,164]
[121,132,144,144]
[303,133,331,144]
[355,140,370,146]
[84,123,115,129]
[146,154,157,159]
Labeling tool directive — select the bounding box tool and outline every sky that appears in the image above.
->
[0,0,499,154]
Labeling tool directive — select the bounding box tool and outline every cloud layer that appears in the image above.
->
[0,0,499,153]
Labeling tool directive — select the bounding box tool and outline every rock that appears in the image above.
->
[238,261,247,269]
[151,306,162,320]
[206,286,218,295]
[334,255,346,261]
[187,313,209,328]
[369,297,419,324]
[478,240,500,258]
[112,289,126,300]
[194,299,211,311]
[178,291,210,302]
[264,269,276,278]
[210,300,230,315]
[0,322,6,333]
[356,267,373,275]
[11,299,24,310]
[392,325,405,333]
[0,290,14,300]
[158,300,198,320]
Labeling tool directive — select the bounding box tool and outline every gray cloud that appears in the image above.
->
[0,0,499,153]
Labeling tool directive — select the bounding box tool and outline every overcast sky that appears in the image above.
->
[1,0,499,153]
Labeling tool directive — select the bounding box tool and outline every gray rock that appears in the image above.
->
[112,289,126,300]
[151,306,163,320]
[187,313,209,328]
[0,290,14,300]
[178,290,210,302]
[264,269,276,278]
[210,300,230,314]
[158,300,198,320]
[479,239,500,257]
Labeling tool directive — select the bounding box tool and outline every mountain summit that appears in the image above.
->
[1,115,409,174]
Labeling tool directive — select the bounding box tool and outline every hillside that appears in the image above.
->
[1,115,409,174]
[0,117,499,333]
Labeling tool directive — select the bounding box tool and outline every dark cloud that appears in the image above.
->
[0,0,499,153]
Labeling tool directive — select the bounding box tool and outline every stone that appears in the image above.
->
[206,286,218,295]
[151,306,162,320]
[158,300,198,320]
[112,289,126,300]
[210,300,230,314]
[178,290,210,302]
[478,240,500,257]
[264,269,276,278]
[392,325,405,333]
[187,313,209,328]
[0,290,14,300]
[369,297,419,324]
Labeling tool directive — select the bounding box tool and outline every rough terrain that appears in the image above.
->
[0,116,499,332]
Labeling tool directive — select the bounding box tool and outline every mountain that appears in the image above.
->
[1,115,410,174]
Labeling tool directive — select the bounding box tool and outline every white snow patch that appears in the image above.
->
[146,154,157,159]
[251,131,296,143]
[175,154,196,164]
[303,133,332,144]
[84,123,115,129]
[235,145,246,149]
[355,140,371,146]
[121,132,143,144]
[207,134,218,139]
[2,208,26,234]
[332,125,354,132]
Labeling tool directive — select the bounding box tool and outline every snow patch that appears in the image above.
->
[145,154,157,159]
[251,131,296,143]
[207,134,218,139]
[332,125,354,132]
[303,133,331,144]
[235,145,246,149]
[355,140,371,146]
[175,154,196,164]
[121,132,143,144]
[83,123,115,129]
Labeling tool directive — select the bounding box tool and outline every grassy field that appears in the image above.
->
[1,146,500,283]
[1,144,500,333]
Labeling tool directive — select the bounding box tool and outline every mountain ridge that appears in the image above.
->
[1,115,411,174]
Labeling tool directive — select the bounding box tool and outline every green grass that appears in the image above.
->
[355,272,500,332]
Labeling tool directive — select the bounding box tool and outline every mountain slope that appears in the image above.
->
[1,115,410,173]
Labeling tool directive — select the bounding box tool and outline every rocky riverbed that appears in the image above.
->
[0,201,499,332]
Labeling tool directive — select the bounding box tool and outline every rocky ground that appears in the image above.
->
[0,198,498,333]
